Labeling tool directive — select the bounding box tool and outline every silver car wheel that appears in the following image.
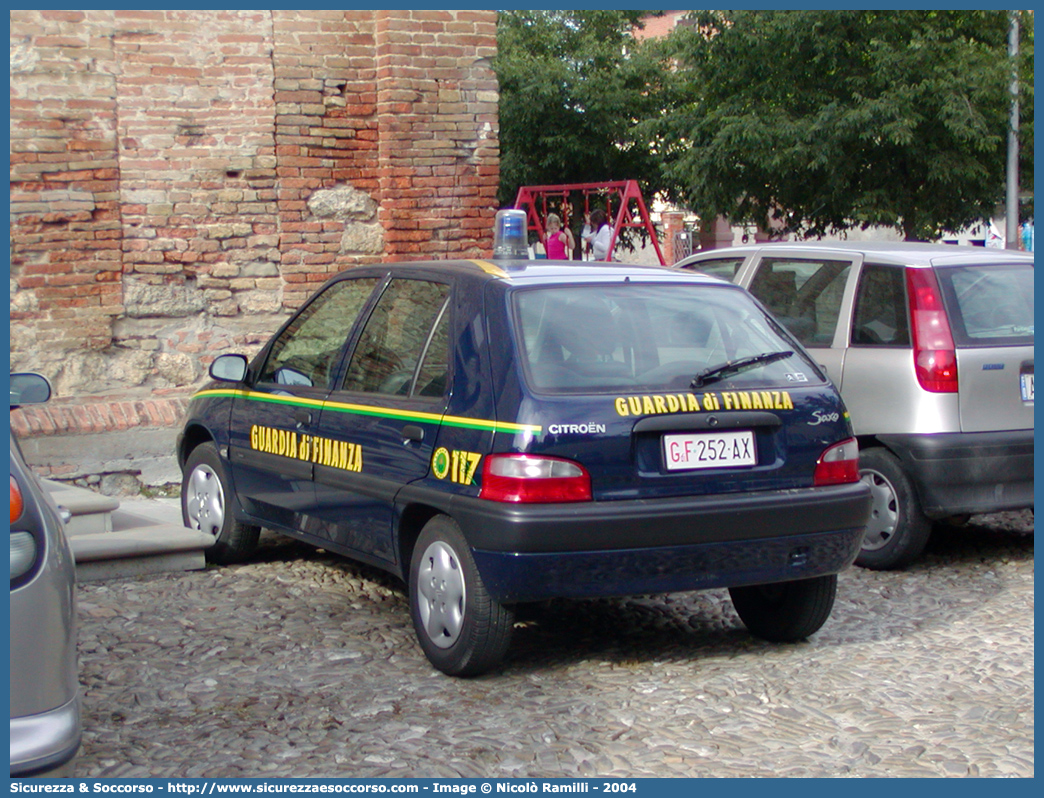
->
[860,469,899,551]
[416,540,466,649]
[185,463,225,539]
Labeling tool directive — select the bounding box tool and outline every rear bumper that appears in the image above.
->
[446,482,871,603]
[9,695,81,777]
[879,430,1034,518]
[473,527,866,603]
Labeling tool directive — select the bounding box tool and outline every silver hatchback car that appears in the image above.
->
[677,242,1034,569]
[10,373,80,776]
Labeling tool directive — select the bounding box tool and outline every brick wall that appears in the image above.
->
[374,10,500,261]
[10,9,499,418]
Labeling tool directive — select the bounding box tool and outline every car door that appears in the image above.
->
[838,262,929,434]
[227,276,381,532]
[741,249,861,385]
[310,276,452,567]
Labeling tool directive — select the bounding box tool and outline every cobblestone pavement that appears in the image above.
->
[74,511,1033,779]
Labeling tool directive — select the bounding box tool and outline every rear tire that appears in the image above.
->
[409,515,514,676]
[855,447,931,570]
[181,442,260,564]
[729,574,837,642]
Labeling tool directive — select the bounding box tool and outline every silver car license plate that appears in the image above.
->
[664,430,756,471]
[1021,373,1034,403]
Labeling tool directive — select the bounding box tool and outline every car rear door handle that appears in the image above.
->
[402,424,424,443]
[293,409,312,428]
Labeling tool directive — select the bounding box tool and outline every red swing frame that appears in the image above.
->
[512,180,666,265]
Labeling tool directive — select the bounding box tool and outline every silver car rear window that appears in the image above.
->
[513,283,825,394]
[936,263,1034,347]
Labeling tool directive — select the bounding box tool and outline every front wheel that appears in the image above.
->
[729,574,837,642]
[181,442,260,564]
[855,447,931,570]
[409,515,514,676]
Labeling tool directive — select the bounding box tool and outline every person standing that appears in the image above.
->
[544,213,575,260]
[581,209,612,261]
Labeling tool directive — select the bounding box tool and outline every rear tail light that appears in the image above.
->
[10,475,37,581]
[10,475,24,524]
[907,268,958,393]
[479,454,593,503]
[11,532,37,581]
[814,438,860,486]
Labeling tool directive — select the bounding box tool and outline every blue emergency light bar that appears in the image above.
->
[493,209,528,260]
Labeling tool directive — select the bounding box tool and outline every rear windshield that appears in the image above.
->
[936,263,1034,347]
[513,283,825,394]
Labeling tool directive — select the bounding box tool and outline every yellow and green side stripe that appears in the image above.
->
[192,388,541,435]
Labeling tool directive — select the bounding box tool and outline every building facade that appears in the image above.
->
[10,9,500,487]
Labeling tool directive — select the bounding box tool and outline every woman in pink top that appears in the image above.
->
[543,213,575,260]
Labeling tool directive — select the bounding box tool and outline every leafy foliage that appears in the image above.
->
[644,10,1033,240]
[493,10,674,210]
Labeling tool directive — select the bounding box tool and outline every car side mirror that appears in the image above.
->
[209,354,248,383]
[9,372,52,408]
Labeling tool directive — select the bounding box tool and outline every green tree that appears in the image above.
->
[493,10,673,210]
[647,10,1033,240]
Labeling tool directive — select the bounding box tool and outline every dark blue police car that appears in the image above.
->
[177,258,871,676]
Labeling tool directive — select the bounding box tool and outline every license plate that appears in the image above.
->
[664,430,756,471]
[1021,373,1034,403]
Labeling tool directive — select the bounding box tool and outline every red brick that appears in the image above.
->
[11,9,500,401]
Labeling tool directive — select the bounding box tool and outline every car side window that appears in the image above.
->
[257,278,379,388]
[341,279,450,396]
[851,264,910,346]
[685,257,744,281]
[747,257,850,347]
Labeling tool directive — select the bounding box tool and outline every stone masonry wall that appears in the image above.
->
[9,10,499,487]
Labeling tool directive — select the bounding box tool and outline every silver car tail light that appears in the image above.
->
[907,268,958,393]
[10,531,37,581]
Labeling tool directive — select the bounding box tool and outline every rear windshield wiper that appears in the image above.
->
[691,350,794,389]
